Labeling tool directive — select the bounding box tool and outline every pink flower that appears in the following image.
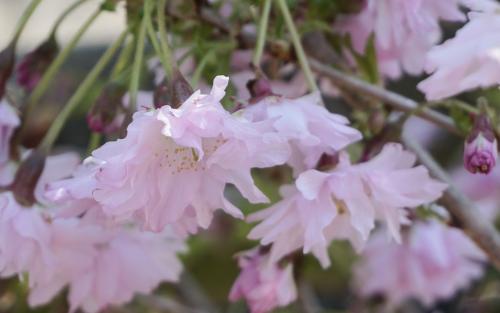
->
[50,76,289,233]
[464,113,498,174]
[336,0,464,79]
[0,100,20,165]
[248,143,447,267]
[418,9,500,100]
[242,92,362,174]
[229,248,297,313]
[354,221,486,308]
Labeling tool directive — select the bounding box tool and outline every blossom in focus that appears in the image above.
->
[418,6,500,100]
[0,100,20,166]
[354,221,486,308]
[16,37,59,91]
[242,92,362,174]
[248,143,447,267]
[48,76,290,233]
[229,248,297,313]
[464,113,498,174]
[335,0,464,79]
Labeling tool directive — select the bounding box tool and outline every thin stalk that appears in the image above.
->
[49,0,88,39]
[145,0,171,76]
[157,0,174,76]
[128,12,148,111]
[110,35,134,80]
[191,50,214,88]
[11,0,43,45]
[276,0,317,92]
[25,8,101,117]
[252,0,271,68]
[87,132,101,154]
[39,29,128,152]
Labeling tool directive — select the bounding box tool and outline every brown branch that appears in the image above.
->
[403,134,500,270]
[309,59,462,136]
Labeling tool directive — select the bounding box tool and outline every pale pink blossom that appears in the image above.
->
[242,92,362,174]
[354,221,486,308]
[229,248,297,313]
[0,100,20,165]
[249,144,447,267]
[49,76,289,233]
[418,9,500,100]
[336,0,464,79]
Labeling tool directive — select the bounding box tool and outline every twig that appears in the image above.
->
[403,134,500,270]
[309,59,461,136]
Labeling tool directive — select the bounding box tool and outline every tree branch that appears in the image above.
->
[403,134,500,270]
[309,59,461,136]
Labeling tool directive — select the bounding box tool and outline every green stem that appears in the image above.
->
[87,132,102,154]
[157,0,174,77]
[11,0,43,46]
[111,35,134,80]
[252,0,271,69]
[25,8,101,117]
[276,0,318,92]
[145,0,171,77]
[128,11,148,111]
[49,0,88,39]
[39,29,128,152]
[191,50,214,88]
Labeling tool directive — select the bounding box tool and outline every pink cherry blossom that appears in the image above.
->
[49,76,289,233]
[242,92,362,174]
[418,8,500,100]
[354,221,486,308]
[229,248,297,313]
[335,0,464,79]
[248,143,447,267]
[0,100,20,165]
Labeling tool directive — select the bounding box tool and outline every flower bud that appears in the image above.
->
[86,83,127,134]
[246,77,274,103]
[0,44,16,99]
[464,113,498,174]
[9,149,46,207]
[154,68,193,109]
[16,36,59,92]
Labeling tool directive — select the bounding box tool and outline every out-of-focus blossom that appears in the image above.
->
[354,221,486,308]
[336,0,465,79]
[49,76,290,233]
[16,37,59,91]
[29,223,185,313]
[249,144,447,267]
[418,8,500,100]
[464,113,498,174]
[229,248,297,313]
[242,92,362,174]
[0,100,19,165]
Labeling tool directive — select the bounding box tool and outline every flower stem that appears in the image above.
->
[39,29,128,152]
[252,0,271,69]
[49,0,89,39]
[276,0,318,92]
[11,0,43,46]
[25,8,101,118]
[157,0,174,77]
[145,0,171,77]
[87,132,101,154]
[128,10,148,111]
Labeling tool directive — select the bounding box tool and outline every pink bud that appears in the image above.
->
[246,78,274,103]
[16,37,59,92]
[86,83,127,134]
[464,114,498,174]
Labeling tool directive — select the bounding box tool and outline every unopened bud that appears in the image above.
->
[315,153,339,171]
[246,77,274,103]
[0,44,16,99]
[87,83,127,134]
[9,149,46,207]
[16,36,59,91]
[154,68,193,109]
[464,113,498,174]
